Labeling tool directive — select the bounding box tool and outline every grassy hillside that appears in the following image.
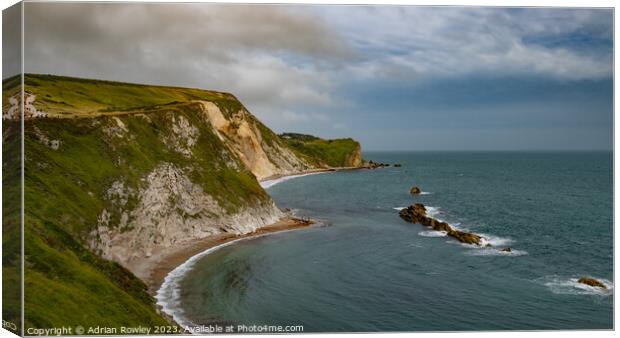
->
[18,73,245,118]
[3,119,22,335]
[24,217,170,329]
[22,107,269,329]
[280,133,362,167]
[2,75,21,109]
[3,74,363,331]
[4,74,273,330]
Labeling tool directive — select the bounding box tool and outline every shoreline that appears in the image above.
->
[143,217,314,294]
[145,166,362,293]
[259,166,367,188]
[147,166,360,327]
[151,216,315,328]
[260,167,337,182]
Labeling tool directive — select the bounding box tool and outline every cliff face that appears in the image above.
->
[200,101,309,180]
[4,74,363,328]
[345,143,363,167]
[24,100,287,273]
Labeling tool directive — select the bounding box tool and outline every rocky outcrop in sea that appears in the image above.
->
[578,277,607,289]
[398,203,482,245]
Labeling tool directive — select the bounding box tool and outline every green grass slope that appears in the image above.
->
[22,107,268,330]
[3,74,362,332]
[4,74,272,331]
[3,120,22,336]
[20,73,244,118]
[280,133,362,168]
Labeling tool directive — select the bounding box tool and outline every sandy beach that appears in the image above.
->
[260,166,367,186]
[143,166,366,294]
[138,168,345,295]
[260,168,338,182]
[140,217,314,294]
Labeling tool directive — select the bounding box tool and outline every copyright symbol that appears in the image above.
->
[75,326,85,335]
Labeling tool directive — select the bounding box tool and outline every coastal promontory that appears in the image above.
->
[3,74,364,329]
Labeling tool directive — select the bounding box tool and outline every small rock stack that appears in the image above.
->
[398,203,482,245]
[578,277,607,289]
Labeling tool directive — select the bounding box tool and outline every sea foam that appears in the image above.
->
[478,234,513,247]
[398,205,523,255]
[425,206,440,218]
[538,276,613,296]
[467,247,528,256]
[155,238,247,328]
[418,230,448,237]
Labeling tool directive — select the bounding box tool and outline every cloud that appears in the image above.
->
[20,4,612,149]
[23,3,351,124]
[276,110,330,123]
[322,7,612,81]
[23,4,612,100]
[225,55,335,107]
[24,3,353,60]
[3,3,21,78]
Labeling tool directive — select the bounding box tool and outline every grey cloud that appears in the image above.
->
[320,7,612,81]
[17,4,613,148]
[23,3,353,71]
[23,3,353,125]
[3,2,21,78]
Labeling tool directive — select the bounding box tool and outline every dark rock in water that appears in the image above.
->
[501,247,512,252]
[398,203,482,245]
[578,277,607,289]
[433,221,452,233]
[485,244,493,247]
[399,204,429,225]
[410,186,421,195]
[412,203,426,214]
[394,163,402,167]
[366,160,389,169]
[447,229,481,245]
[398,203,427,223]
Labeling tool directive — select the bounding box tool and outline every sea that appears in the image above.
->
[161,151,613,332]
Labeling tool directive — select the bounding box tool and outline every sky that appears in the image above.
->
[16,3,614,151]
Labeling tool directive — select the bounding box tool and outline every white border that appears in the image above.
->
[0,1,616,338]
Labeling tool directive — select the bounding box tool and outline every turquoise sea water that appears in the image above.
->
[177,152,613,331]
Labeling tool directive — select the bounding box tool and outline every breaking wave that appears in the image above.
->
[466,247,528,256]
[537,276,613,296]
[418,230,448,237]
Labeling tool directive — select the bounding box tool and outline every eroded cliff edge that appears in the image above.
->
[3,74,363,328]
